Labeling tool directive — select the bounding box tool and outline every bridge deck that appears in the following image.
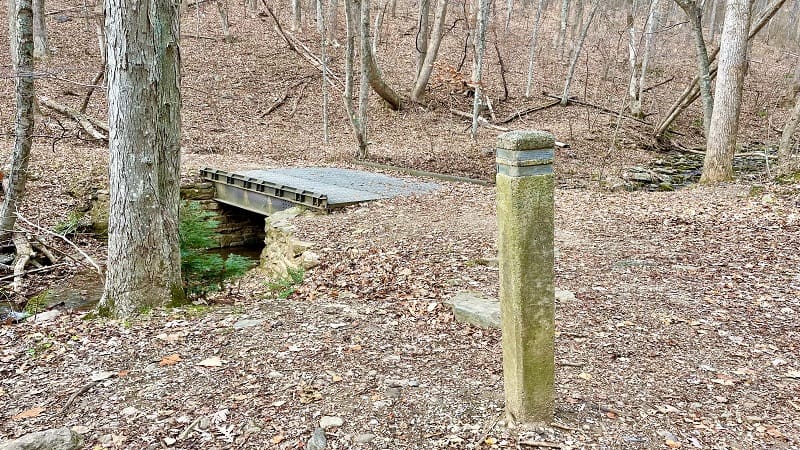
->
[200,167,439,215]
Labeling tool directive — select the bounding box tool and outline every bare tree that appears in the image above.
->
[411,0,448,103]
[471,0,489,138]
[217,0,233,42]
[0,0,35,243]
[32,0,47,58]
[524,0,545,97]
[701,0,751,183]
[560,0,599,105]
[359,0,402,110]
[321,0,330,144]
[100,0,185,316]
[654,0,787,137]
[674,0,714,136]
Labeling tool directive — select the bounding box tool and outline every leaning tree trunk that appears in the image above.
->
[470,0,489,138]
[100,0,185,317]
[292,0,302,31]
[560,0,598,105]
[32,0,47,58]
[701,0,751,183]
[524,0,545,97]
[411,0,448,103]
[358,0,401,110]
[0,0,35,244]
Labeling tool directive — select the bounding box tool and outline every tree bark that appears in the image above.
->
[701,0,751,183]
[411,0,448,103]
[524,0,545,97]
[32,0,47,58]
[100,0,185,316]
[554,0,569,58]
[216,0,232,42]
[0,0,34,244]
[560,0,598,105]
[471,0,489,138]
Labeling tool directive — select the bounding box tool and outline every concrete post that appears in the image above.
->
[496,130,555,424]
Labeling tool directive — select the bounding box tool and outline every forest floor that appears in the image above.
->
[1,1,800,449]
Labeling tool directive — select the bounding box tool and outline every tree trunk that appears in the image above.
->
[778,90,800,172]
[216,0,233,42]
[292,0,302,31]
[471,0,489,138]
[372,0,388,54]
[415,0,430,79]
[554,0,569,57]
[357,0,401,110]
[411,0,448,103]
[701,0,751,183]
[504,0,512,34]
[32,0,47,58]
[707,0,719,43]
[676,0,714,136]
[343,0,367,156]
[327,0,339,41]
[321,0,330,144]
[0,0,34,244]
[524,0,545,97]
[626,0,638,112]
[9,0,17,68]
[100,0,185,317]
[631,0,661,116]
[560,0,598,105]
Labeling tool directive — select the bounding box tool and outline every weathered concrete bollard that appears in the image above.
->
[496,130,555,424]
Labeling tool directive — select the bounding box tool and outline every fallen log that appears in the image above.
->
[38,96,107,140]
[450,109,510,132]
[11,232,33,292]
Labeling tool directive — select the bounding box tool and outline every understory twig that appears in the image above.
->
[38,96,107,140]
[59,380,101,415]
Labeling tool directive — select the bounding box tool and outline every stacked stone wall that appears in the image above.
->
[180,182,265,248]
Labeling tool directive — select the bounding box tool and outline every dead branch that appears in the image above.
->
[38,96,107,140]
[450,109,510,132]
[11,232,33,291]
[15,214,102,275]
[641,76,674,93]
[0,262,68,282]
[260,89,290,117]
[499,99,561,124]
[542,92,653,127]
[180,34,219,41]
[79,68,105,114]
[60,380,101,415]
[261,5,343,92]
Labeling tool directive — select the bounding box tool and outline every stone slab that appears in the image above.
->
[446,289,576,329]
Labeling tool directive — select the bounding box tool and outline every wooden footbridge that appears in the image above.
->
[199,167,440,215]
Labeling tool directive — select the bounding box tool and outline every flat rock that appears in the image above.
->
[233,318,264,330]
[0,427,83,450]
[33,310,61,323]
[354,433,376,443]
[447,289,576,329]
[319,416,343,429]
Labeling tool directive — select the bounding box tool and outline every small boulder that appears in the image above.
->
[0,427,83,450]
